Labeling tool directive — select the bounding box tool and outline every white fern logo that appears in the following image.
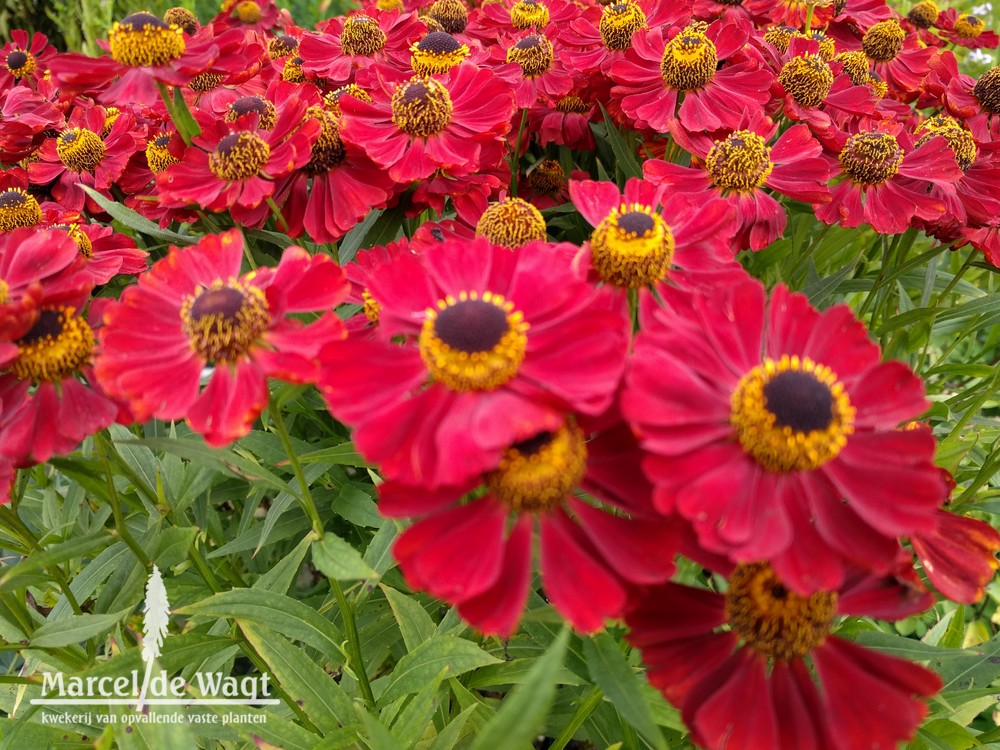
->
[136,565,170,711]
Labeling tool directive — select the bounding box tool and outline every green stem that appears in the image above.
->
[269,399,324,537]
[156,81,192,146]
[803,0,816,34]
[94,431,153,570]
[509,109,528,199]
[330,576,376,708]
[265,196,289,233]
[935,247,976,302]
[548,687,604,750]
[0,506,84,616]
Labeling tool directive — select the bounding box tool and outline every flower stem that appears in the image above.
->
[509,108,528,199]
[329,575,376,708]
[95,431,153,570]
[268,398,325,537]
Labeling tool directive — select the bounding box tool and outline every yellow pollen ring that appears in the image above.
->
[486,419,587,512]
[108,14,186,67]
[0,278,8,304]
[56,128,107,173]
[725,562,838,661]
[11,307,95,382]
[705,130,774,192]
[589,203,675,288]
[730,355,855,473]
[660,22,717,90]
[180,280,271,363]
[418,290,529,392]
[0,189,42,231]
[510,0,550,29]
[600,1,647,51]
[361,289,380,323]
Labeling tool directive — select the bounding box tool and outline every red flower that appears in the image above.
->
[561,1,689,76]
[41,208,148,285]
[622,276,948,594]
[213,0,282,35]
[298,9,425,88]
[466,0,579,46]
[157,95,319,219]
[0,85,64,163]
[489,31,576,108]
[0,31,56,91]
[609,19,774,134]
[339,64,514,183]
[277,93,398,244]
[48,13,222,105]
[28,103,144,213]
[95,230,348,447]
[860,19,936,101]
[935,8,1000,50]
[526,93,598,150]
[318,237,630,489]
[643,113,831,251]
[911,509,1000,604]
[814,120,964,235]
[0,228,114,465]
[568,176,739,289]
[625,559,941,750]
[380,413,680,636]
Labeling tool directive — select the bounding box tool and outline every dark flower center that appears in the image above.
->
[208,132,271,181]
[434,299,509,353]
[862,19,905,62]
[427,0,469,34]
[486,420,587,512]
[600,2,647,51]
[955,14,985,38]
[391,78,453,137]
[305,107,346,174]
[12,307,94,382]
[164,7,199,34]
[506,34,554,78]
[225,96,277,129]
[839,132,903,185]
[418,31,462,54]
[419,291,529,391]
[510,0,549,29]
[617,210,655,235]
[181,282,270,362]
[705,130,774,192]
[340,15,387,56]
[834,50,870,85]
[907,1,939,28]
[268,34,298,58]
[411,32,469,75]
[661,22,717,90]
[725,563,838,661]
[57,128,106,172]
[763,370,834,432]
[590,204,674,288]
[973,67,1000,114]
[779,54,834,107]
[109,12,186,67]
[731,356,855,473]
[475,198,547,248]
[0,188,41,231]
[526,159,566,196]
[556,95,590,113]
[5,50,34,77]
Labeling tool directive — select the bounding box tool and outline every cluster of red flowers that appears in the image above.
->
[2,0,1000,747]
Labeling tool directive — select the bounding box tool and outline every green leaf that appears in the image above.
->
[381,585,435,652]
[312,534,378,581]
[79,186,195,245]
[465,658,583,690]
[176,589,344,662]
[252,533,313,594]
[390,666,449,748]
[131,437,290,494]
[210,707,323,750]
[114,703,198,750]
[358,706,404,750]
[378,635,502,707]
[469,627,570,750]
[30,608,131,648]
[597,104,642,180]
[297,442,370,467]
[0,532,112,588]
[583,632,666,750]
[339,209,383,264]
[240,623,355,733]
[911,720,980,750]
[153,527,197,570]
